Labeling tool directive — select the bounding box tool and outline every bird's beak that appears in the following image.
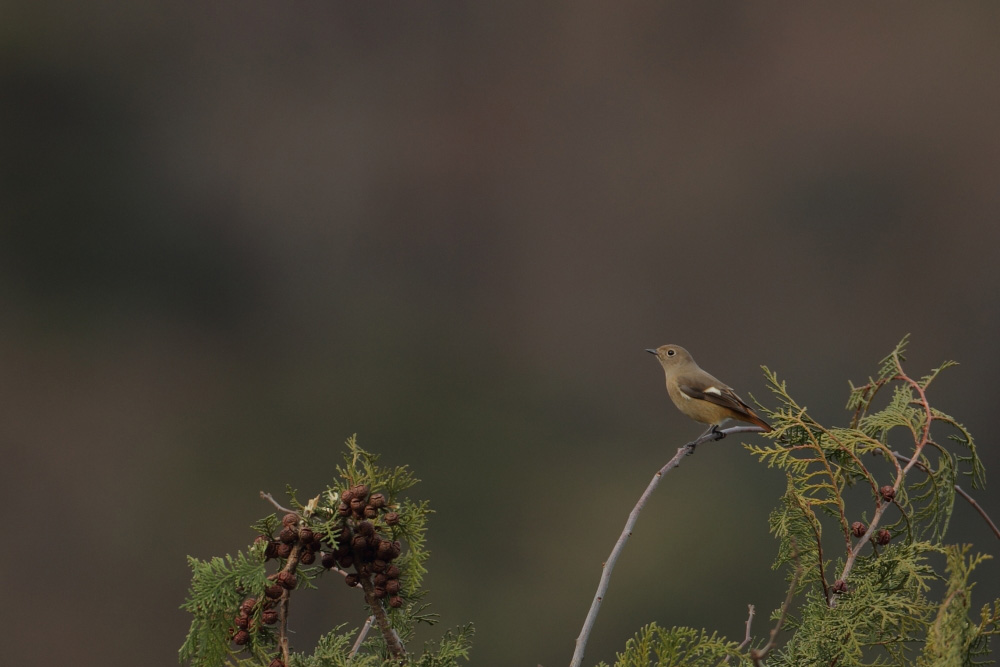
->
[645,348,658,355]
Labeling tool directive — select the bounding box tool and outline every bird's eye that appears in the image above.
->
[666,349,675,356]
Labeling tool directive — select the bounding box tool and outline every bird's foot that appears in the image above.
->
[710,425,726,440]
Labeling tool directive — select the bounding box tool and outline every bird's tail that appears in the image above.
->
[742,409,773,433]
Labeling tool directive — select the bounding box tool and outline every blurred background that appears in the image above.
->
[3,3,1000,665]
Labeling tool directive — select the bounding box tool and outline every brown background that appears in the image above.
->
[3,4,1000,666]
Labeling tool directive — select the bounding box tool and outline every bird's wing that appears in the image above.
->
[678,381,754,414]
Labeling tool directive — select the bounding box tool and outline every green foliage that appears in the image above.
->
[179,549,272,666]
[596,625,747,667]
[605,338,999,666]
[179,436,472,667]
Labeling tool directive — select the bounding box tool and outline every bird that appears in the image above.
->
[646,344,771,438]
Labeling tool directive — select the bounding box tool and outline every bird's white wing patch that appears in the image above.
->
[703,386,723,396]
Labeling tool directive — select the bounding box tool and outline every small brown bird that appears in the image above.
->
[647,344,771,436]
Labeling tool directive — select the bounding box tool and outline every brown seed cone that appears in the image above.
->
[282,513,299,527]
[299,549,315,565]
[298,527,315,543]
[233,629,250,646]
[276,543,292,559]
[368,492,387,509]
[880,485,896,502]
[338,554,355,569]
[321,552,338,569]
[385,579,400,595]
[278,526,298,544]
[384,512,400,526]
[264,540,279,560]
[389,596,403,608]
[234,614,249,629]
[377,540,394,560]
[385,564,401,579]
[241,598,257,615]
[353,484,370,500]
[350,497,365,512]
[832,579,848,594]
[372,559,387,573]
[363,506,378,519]
[341,488,355,503]
[351,535,369,552]
[356,520,375,536]
[265,584,284,600]
[373,586,387,599]
[374,573,388,587]
[875,529,891,545]
[851,521,866,537]
[269,658,285,667]
[337,502,350,517]
[262,610,279,625]
[277,571,298,590]
[345,573,360,587]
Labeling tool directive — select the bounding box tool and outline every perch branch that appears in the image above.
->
[569,425,769,667]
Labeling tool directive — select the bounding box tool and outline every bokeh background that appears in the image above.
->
[3,3,1000,666]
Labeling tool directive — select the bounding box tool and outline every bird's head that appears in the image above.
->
[645,344,694,370]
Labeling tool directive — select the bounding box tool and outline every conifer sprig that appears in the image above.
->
[179,437,472,667]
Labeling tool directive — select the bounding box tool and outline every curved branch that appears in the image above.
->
[569,425,769,667]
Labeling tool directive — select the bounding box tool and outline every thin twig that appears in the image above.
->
[740,604,756,650]
[260,491,300,517]
[569,425,769,667]
[750,542,802,666]
[349,616,375,660]
[721,604,755,665]
[891,451,1000,540]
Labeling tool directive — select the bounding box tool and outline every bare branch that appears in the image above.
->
[349,616,375,660]
[260,491,300,517]
[751,542,802,666]
[721,604,755,665]
[569,425,769,667]
[740,604,756,650]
